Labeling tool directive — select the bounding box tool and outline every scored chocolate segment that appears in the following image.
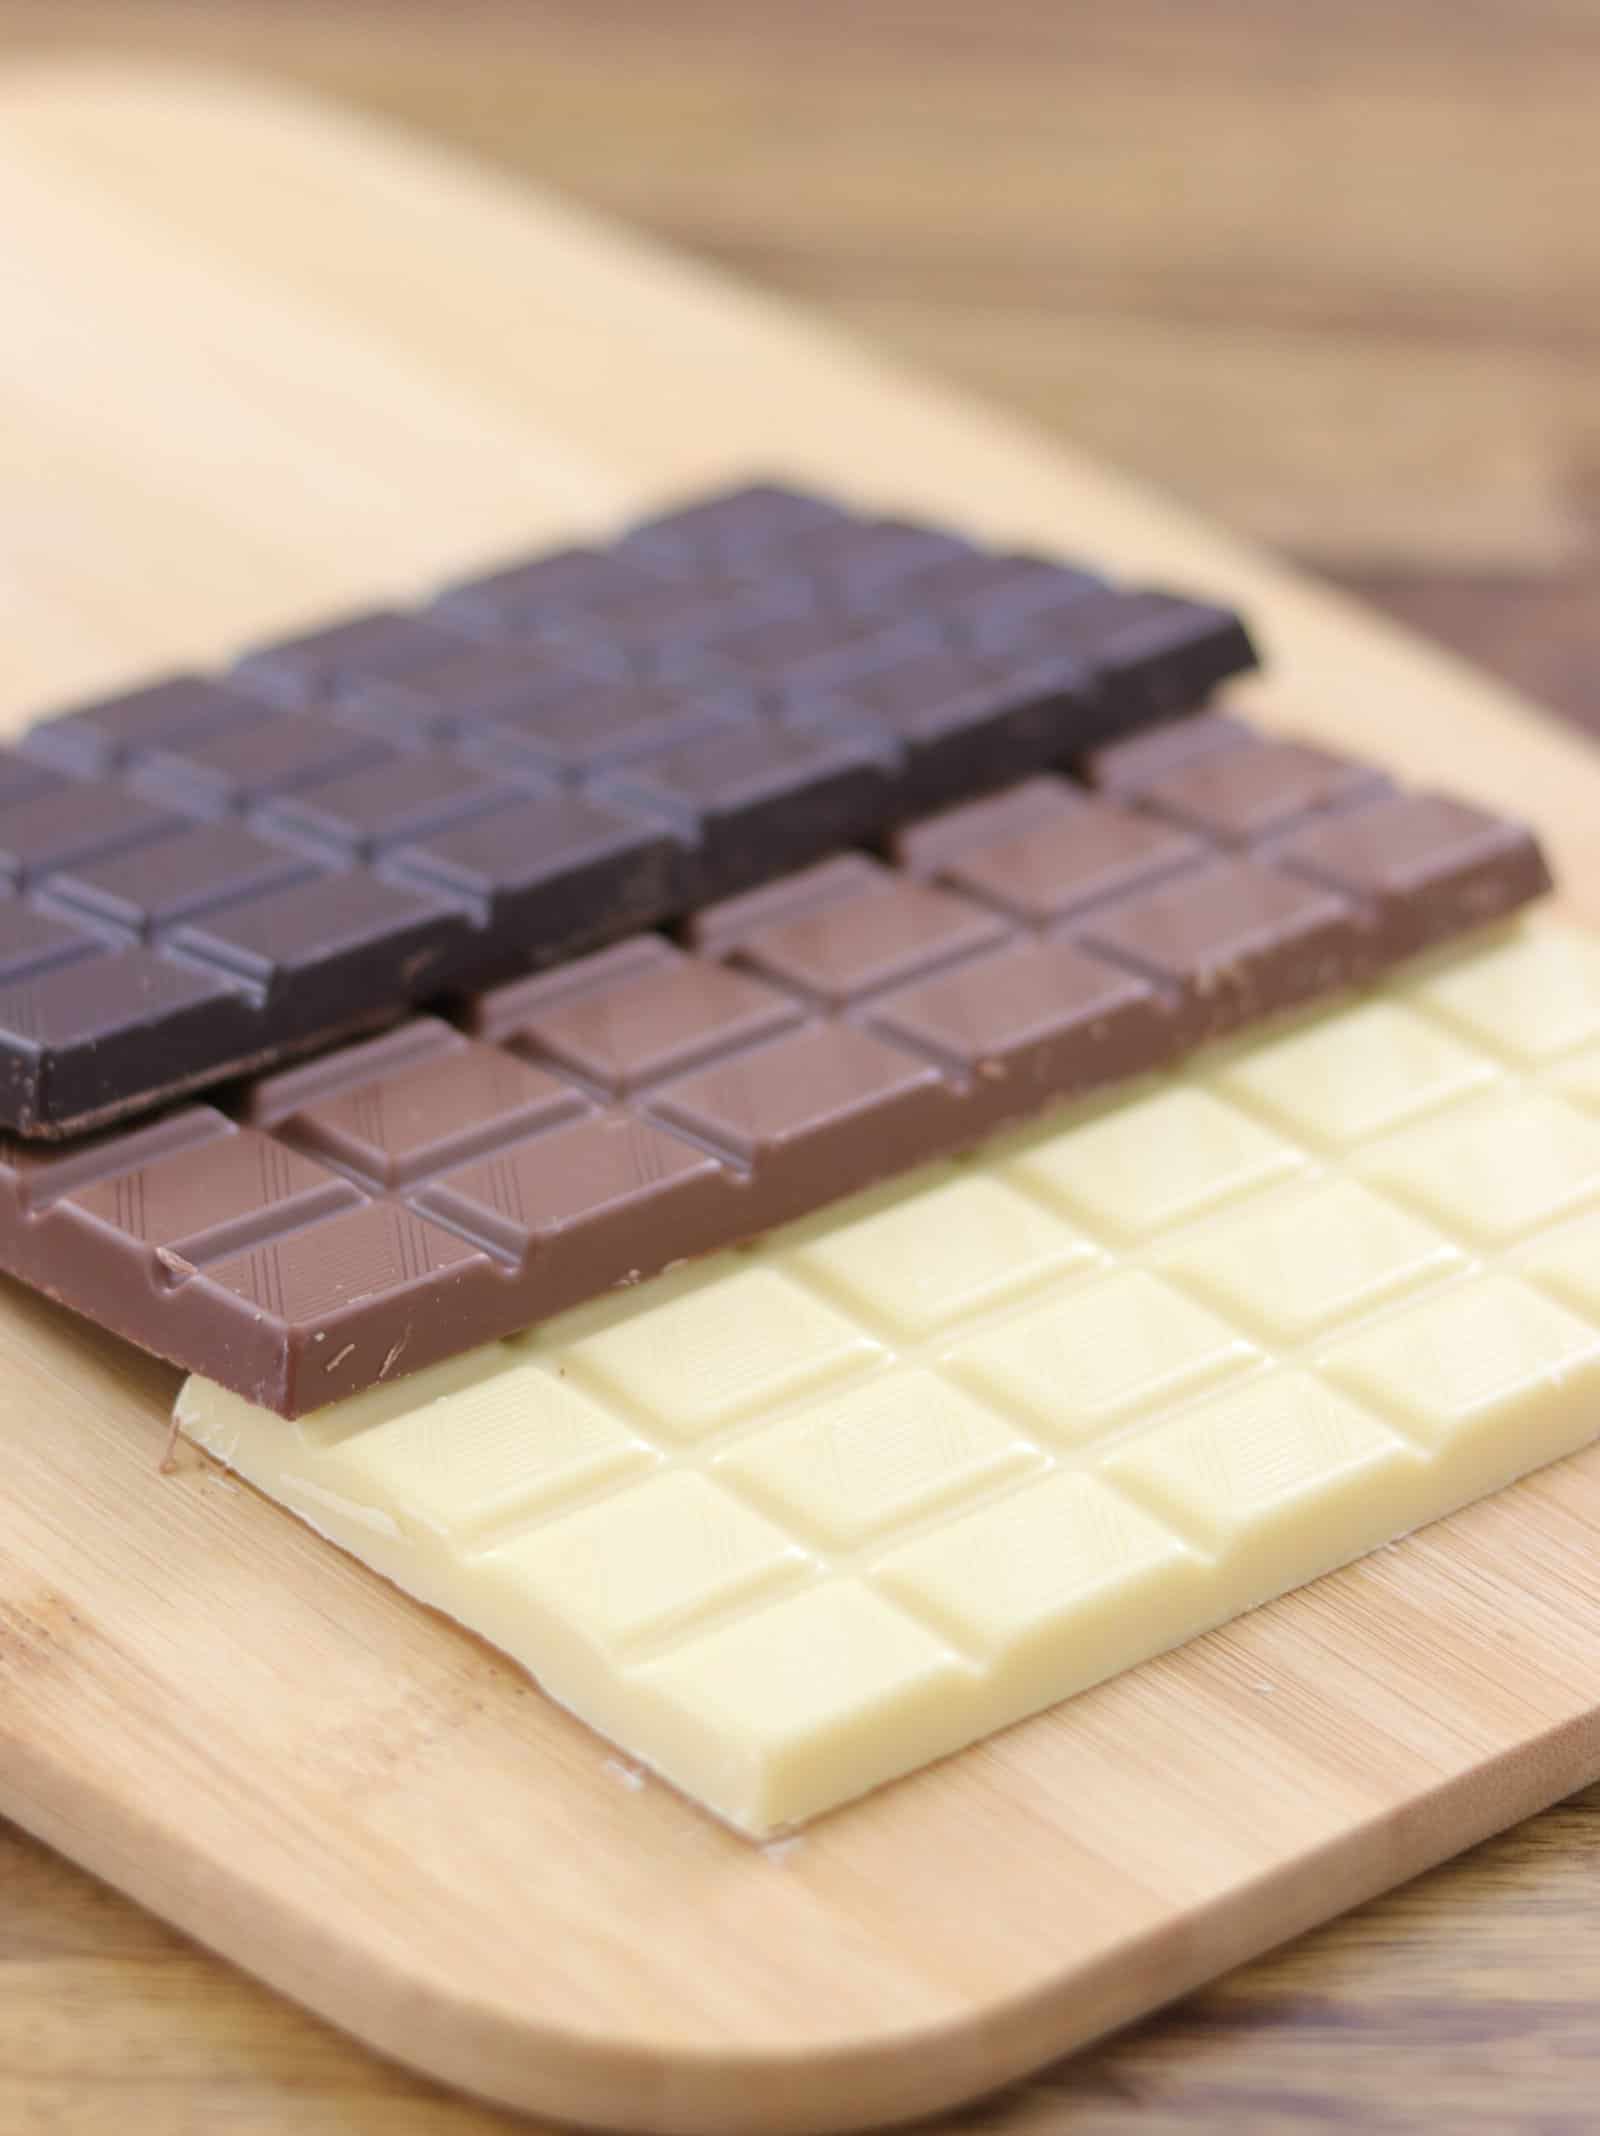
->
[901,785,1204,925]
[544,579,808,673]
[1080,709,1255,796]
[1077,861,1368,1040]
[709,613,937,690]
[0,903,107,983]
[449,682,746,783]
[253,754,507,861]
[941,558,1106,641]
[196,1198,496,1403]
[379,790,678,943]
[0,718,1549,1414]
[594,725,891,902]
[891,777,1083,874]
[419,1112,730,1275]
[1133,739,1387,846]
[430,545,665,636]
[230,609,468,708]
[0,479,1261,1138]
[255,1024,588,1187]
[871,550,1087,630]
[868,939,1165,1107]
[168,873,468,1014]
[488,945,804,1094]
[788,643,1097,812]
[729,872,1010,1005]
[620,480,854,564]
[131,715,385,820]
[753,520,977,608]
[338,641,627,745]
[649,1022,952,1187]
[19,674,266,776]
[0,953,253,1132]
[1271,791,1554,956]
[1033,590,1258,721]
[62,1127,363,1270]
[0,758,65,814]
[0,781,182,886]
[47,823,317,935]
[681,852,903,960]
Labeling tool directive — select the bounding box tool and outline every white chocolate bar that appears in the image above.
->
[177,919,1600,1836]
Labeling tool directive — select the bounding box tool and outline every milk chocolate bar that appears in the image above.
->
[0,723,1546,1412]
[178,918,1600,1834]
[0,482,1257,1137]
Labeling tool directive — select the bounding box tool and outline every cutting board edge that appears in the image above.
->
[5,54,1600,2136]
[6,1443,1600,2136]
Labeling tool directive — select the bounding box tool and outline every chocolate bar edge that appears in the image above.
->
[0,836,1549,1416]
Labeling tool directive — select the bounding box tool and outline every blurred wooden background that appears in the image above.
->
[2,0,1593,722]
[1,3,1598,2131]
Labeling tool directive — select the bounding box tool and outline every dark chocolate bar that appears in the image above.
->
[0,720,1547,1413]
[0,482,1256,1138]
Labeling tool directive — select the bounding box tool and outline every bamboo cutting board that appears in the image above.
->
[5,59,1600,2136]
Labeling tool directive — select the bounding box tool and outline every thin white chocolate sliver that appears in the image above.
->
[177,919,1600,1837]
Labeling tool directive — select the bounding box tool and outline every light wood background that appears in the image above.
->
[2,0,1595,728]
[1,6,1598,2131]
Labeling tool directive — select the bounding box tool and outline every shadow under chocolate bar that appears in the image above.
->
[0,715,1547,1414]
[0,481,1255,1138]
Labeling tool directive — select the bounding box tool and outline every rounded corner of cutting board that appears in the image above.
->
[247,1940,1035,2136]
[182,1888,981,2136]
[7,51,1600,2136]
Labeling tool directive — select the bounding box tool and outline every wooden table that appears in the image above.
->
[1,7,1597,2130]
[2,0,1595,729]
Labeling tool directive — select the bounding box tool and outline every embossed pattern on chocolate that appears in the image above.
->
[0,721,1547,1413]
[0,481,1258,1137]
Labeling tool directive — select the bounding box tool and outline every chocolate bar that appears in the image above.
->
[177,917,1600,1834]
[0,481,1257,1137]
[0,722,1547,1413]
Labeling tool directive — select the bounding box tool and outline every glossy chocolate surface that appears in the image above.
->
[0,482,1256,1137]
[0,721,1547,1413]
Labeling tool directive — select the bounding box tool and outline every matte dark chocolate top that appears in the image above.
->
[0,481,1256,1137]
[0,717,1547,1413]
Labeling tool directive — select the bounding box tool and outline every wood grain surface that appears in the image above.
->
[1,0,1595,726]
[0,9,1597,2132]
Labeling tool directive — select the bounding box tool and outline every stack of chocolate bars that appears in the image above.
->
[10,481,1600,1835]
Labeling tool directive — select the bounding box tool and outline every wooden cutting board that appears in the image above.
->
[5,59,1600,2136]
